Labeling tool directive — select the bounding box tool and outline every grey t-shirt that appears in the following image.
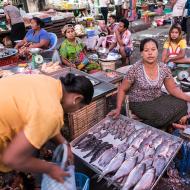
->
[4,5,24,25]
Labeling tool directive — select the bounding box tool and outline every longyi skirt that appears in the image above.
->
[129,95,187,129]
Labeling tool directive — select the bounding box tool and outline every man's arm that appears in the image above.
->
[2,131,69,183]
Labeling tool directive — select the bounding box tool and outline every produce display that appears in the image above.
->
[41,61,62,73]
[71,115,183,190]
[75,24,85,36]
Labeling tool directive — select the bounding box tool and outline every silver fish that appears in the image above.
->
[155,141,171,157]
[111,156,138,182]
[90,144,113,163]
[117,142,129,153]
[120,130,128,141]
[153,155,166,176]
[126,128,146,145]
[151,136,163,149]
[99,131,109,139]
[97,152,125,182]
[98,147,118,167]
[166,142,179,160]
[134,150,144,163]
[133,168,156,190]
[122,163,146,190]
[141,157,154,170]
[73,134,93,147]
[144,145,156,158]
[139,133,158,152]
[125,146,137,160]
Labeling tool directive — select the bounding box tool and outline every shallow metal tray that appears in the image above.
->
[71,115,183,190]
[0,48,18,59]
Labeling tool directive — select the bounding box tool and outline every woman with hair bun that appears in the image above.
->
[0,73,94,188]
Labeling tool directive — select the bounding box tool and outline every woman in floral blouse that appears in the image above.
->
[110,38,190,129]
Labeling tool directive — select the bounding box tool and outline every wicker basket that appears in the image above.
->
[66,97,106,140]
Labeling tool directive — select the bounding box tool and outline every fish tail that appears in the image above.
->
[91,174,99,180]
[83,153,91,158]
[107,179,114,187]
[97,174,104,182]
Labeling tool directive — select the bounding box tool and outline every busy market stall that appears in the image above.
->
[1,0,190,189]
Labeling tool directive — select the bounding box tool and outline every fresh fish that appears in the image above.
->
[126,128,146,145]
[122,163,146,190]
[111,156,138,182]
[141,157,153,170]
[81,139,102,152]
[125,146,137,160]
[97,152,125,182]
[90,144,113,163]
[98,147,118,167]
[134,150,144,163]
[120,130,128,141]
[83,141,109,158]
[114,130,121,139]
[139,133,158,152]
[133,168,155,190]
[155,141,171,157]
[73,134,93,147]
[76,136,96,149]
[99,131,109,139]
[153,155,166,176]
[94,132,102,139]
[118,129,125,140]
[166,143,179,159]
[92,125,103,134]
[130,136,145,149]
[151,136,163,149]
[117,142,129,153]
[144,145,156,158]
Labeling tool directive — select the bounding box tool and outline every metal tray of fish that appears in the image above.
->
[71,115,183,190]
[0,48,18,59]
[50,68,100,86]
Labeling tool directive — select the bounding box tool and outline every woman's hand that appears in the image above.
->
[172,123,187,130]
[67,144,74,165]
[108,108,121,119]
[47,164,70,183]
[179,115,188,125]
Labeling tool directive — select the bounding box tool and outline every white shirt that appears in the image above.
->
[172,0,186,17]
[115,0,123,5]
[99,0,109,7]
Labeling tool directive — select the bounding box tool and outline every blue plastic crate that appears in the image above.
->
[75,172,90,190]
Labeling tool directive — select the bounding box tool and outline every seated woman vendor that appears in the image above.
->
[15,17,50,51]
[60,24,88,68]
[110,38,190,129]
[162,24,190,67]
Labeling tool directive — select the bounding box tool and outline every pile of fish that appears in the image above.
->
[72,116,182,190]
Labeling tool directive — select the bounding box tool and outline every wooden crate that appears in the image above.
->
[66,97,106,140]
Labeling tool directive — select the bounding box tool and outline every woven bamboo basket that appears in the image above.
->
[66,97,106,140]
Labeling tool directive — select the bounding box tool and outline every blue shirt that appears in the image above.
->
[25,29,50,44]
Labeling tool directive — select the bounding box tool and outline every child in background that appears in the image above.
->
[95,20,109,50]
[162,24,190,68]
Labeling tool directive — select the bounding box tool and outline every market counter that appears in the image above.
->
[46,67,116,140]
